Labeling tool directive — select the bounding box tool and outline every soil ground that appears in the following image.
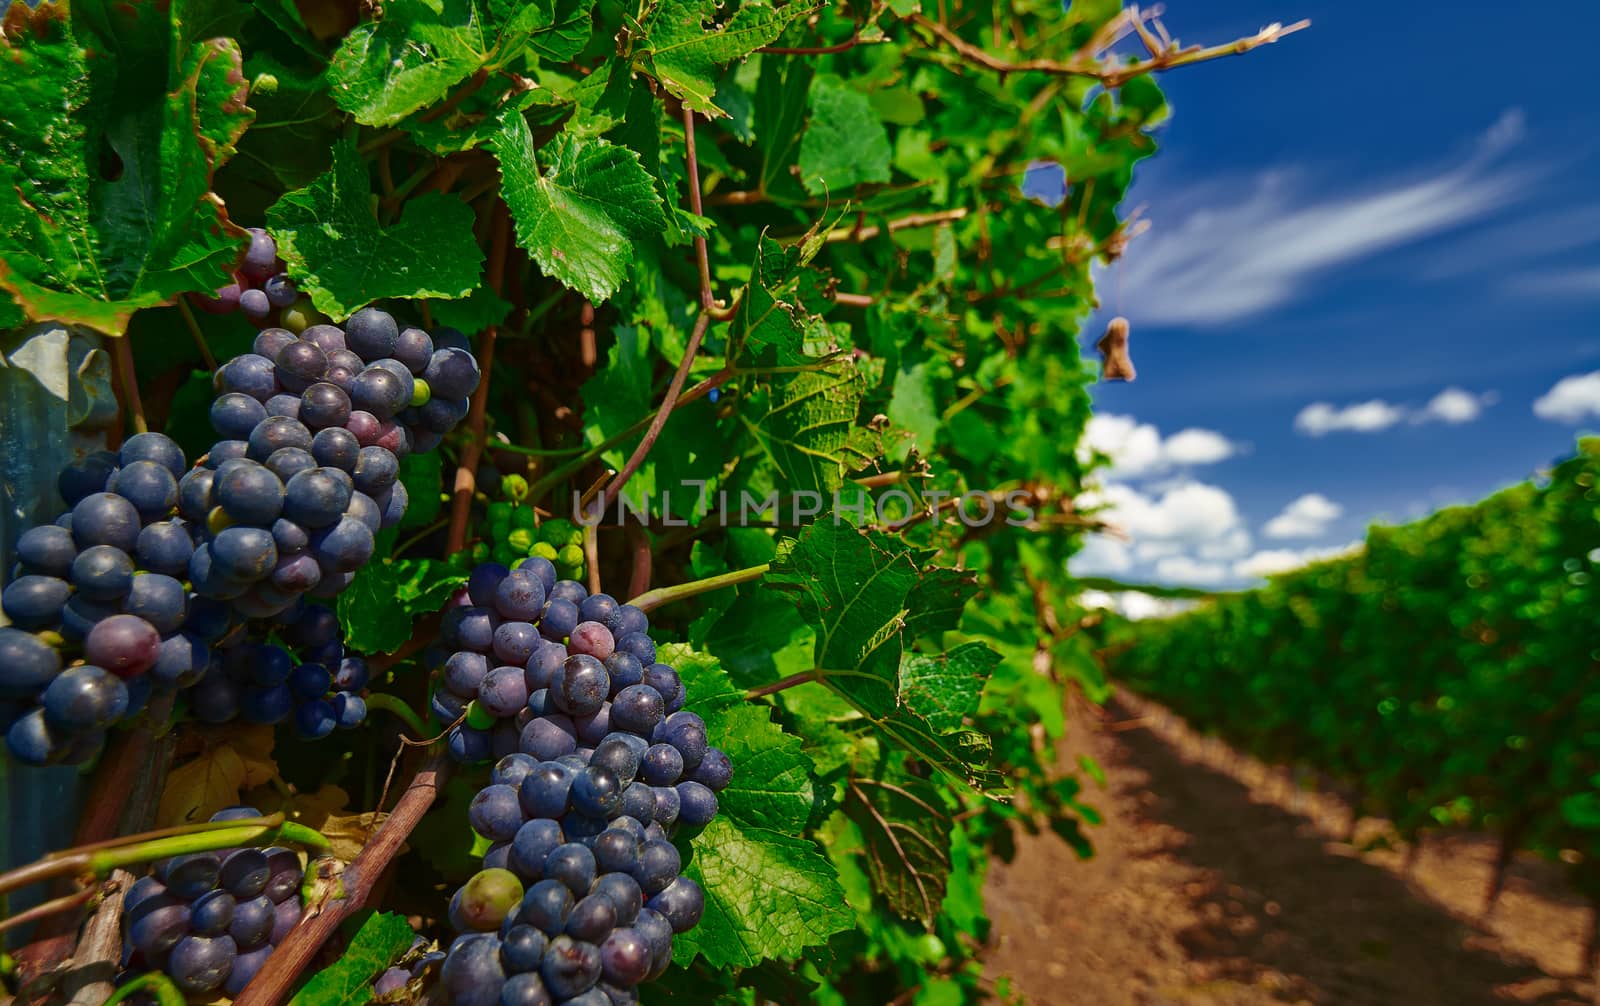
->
[984,691,1596,1006]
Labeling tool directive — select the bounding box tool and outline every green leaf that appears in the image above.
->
[267,138,485,319]
[764,520,1002,791]
[903,566,981,642]
[637,0,822,116]
[658,646,850,967]
[670,646,817,834]
[428,285,512,334]
[843,769,953,926]
[727,235,829,368]
[0,2,253,334]
[580,324,653,470]
[740,361,873,496]
[338,559,468,653]
[799,76,892,196]
[288,911,416,1006]
[326,0,492,128]
[492,118,667,304]
[397,452,444,530]
[899,642,1000,734]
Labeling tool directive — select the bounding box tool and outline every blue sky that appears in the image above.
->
[1068,0,1600,591]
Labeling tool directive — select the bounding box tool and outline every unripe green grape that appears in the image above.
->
[530,542,559,562]
[557,544,584,568]
[511,505,537,531]
[492,544,521,568]
[465,700,494,730]
[410,378,431,407]
[207,507,234,535]
[501,474,530,503]
[487,502,514,526]
[280,297,325,334]
[507,528,535,553]
[455,869,524,932]
[539,519,576,545]
[469,542,491,564]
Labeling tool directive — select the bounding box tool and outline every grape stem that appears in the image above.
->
[446,203,512,556]
[174,296,218,371]
[909,9,1308,86]
[235,753,454,1006]
[110,332,149,437]
[744,669,820,700]
[588,105,720,518]
[104,971,185,1006]
[0,817,330,901]
[365,692,431,740]
[629,563,770,613]
[0,887,95,935]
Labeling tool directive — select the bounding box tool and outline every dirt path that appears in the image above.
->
[984,692,1595,1006]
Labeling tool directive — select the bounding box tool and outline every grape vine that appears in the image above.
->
[0,0,1304,1003]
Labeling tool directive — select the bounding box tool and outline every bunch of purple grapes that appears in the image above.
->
[192,306,478,615]
[1,306,481,766]
[429,562,732,1005]
[186,604,372,738]
[2,433,216,764]
[192,228,303,327]
[122,807,307,996]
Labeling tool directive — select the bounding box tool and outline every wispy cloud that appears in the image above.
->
[1505,266,1600,299]
[1294,386,1494,435]
[1118,110,1528,326]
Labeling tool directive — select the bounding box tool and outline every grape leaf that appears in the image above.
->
[663,646,852,967]
[899,642,1000,734]
[326,0,494,128]
[799,75,893,196]
[157,727,279,827]
[0,1,253,334]
[493,117,667,304]
[267,138,485,319]
[740,361,875,496]
[636,0,823,116]
[764,520,1002,792]
[843,768,953,926]
[670,646,818,833]
[288,911,416,1006]
[903,566,981,641]
[727,234,831,367]
[428,286,513,334]
[338,559,468,653]
[398,452,444,530]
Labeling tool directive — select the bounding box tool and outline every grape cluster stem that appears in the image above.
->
[234,752,453,1006]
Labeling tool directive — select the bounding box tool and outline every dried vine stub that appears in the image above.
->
[1096,316,1136,382]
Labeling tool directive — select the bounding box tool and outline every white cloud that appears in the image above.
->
[1083,414,1237,479]
[1234,542,1362,580]
[1154,555,1231,585]
[1533,371,1600,423]
[1071,534,1133,576]
[1295,399,1407,435]
[1118,110,1527,326]
[1196,527,1253,560]
[1295,387,1494,435]
[1077,589,1195,621]
[1263,493,1344,539]
[1163,428,1235,466]
[1420,387,1490,424]
[1089,481,1245,546]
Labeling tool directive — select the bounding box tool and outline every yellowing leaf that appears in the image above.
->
[158,745,248,827]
